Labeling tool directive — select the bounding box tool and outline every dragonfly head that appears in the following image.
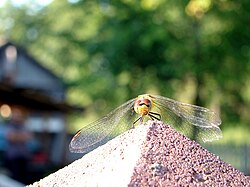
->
[134,97,152,116]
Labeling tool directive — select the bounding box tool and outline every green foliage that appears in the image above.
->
[1,0,250,139]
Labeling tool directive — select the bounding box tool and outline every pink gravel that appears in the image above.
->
[27,121,250,187]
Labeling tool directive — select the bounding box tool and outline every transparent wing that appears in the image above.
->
[69,98,137,153]
[151,95,222,142]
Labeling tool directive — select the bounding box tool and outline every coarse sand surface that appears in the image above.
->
[27,121,250,187]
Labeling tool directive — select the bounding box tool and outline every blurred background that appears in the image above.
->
[0,0,250,185]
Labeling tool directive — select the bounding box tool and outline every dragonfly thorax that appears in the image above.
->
[134,98,152,116]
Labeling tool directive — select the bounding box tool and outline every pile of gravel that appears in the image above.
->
[27,121,250,187]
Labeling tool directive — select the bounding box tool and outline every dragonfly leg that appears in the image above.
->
[132,115,144,128]
[149,111,161,121]
[133,117,141,128]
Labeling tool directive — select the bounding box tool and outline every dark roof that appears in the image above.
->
[0,41,63,85]
[0,41,83,113]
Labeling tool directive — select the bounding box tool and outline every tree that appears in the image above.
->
[1,0,250,133]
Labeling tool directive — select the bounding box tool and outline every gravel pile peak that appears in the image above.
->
[27,120,250,187]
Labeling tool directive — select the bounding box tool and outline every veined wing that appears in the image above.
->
[69,98,137,153]
[151,95,222,142]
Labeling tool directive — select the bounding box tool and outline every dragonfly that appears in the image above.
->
[69,94,222,153]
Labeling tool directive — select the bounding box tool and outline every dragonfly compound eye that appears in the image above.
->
[134,98,152,115]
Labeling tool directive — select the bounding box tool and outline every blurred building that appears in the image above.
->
[0,41,82,182]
